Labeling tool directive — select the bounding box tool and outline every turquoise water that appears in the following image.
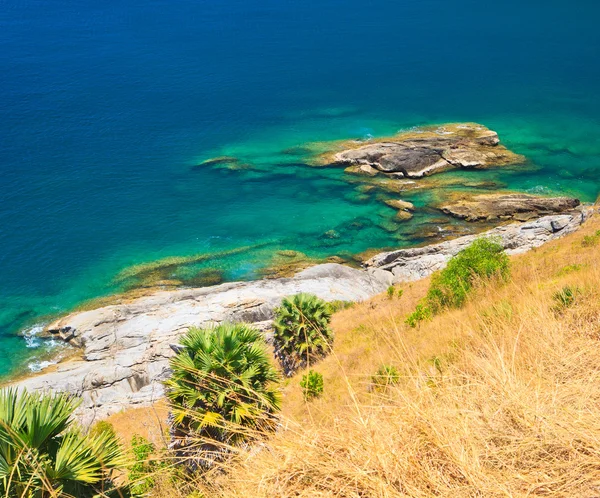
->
[1,0,599,376]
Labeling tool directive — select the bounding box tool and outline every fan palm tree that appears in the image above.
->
[165,323,281,465]
[0,388,125,497]
[273,293,334,374]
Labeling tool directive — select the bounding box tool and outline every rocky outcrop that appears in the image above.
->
[12,264,391,426]
[439,193,581,222]
[323,123,524,178]
[365,208,592,282]
[10,209,593,424]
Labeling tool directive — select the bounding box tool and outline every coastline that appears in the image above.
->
[6,207,593,426]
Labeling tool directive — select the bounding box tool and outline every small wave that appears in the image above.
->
[23,325,44,349]
[526,185,551,194]
[28,359,58,373]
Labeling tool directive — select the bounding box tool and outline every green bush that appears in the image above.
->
[327,300,354,313]
[386,286,404,299]
[372,365,400,389]
[556,263,584,276]
[427,238,510,312]
[0,389,125,497]
[273,293,334,373]
[552,286,579,312]
[89,420,117,440]
[300,370,324,400]
[129,434,157,496]
[406,238,509,327]
[582,230,600,247]
[165,323,281,466]
[405,303,433,328]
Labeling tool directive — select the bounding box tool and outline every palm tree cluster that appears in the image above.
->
[0,294,335,492]
[165,323,281,467]
[273,293,334,374]
[0,388,124,497]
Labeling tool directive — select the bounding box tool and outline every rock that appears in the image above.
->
[395,210,413,221]
[385,199,415,211]
[365,209,592,282]
[439,193,581,222]
[323,230,341,239]
[321,123,524,178]
[344,164,379,177]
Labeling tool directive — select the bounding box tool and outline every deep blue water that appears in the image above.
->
[1,0,600,376]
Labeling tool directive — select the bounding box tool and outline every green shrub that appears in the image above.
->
[582,230,600,247]
[426,238,510,312]
[556,263,584,276]
[129,434,157,496]
[328,300,354,313]
[386,286,404,299]
[552,286,579,312]
[405,303,433,328]
[372,365,400,389]
[165,323,281,466]
[273,293,334,373]
[0,389,125,497]
[89,420,117,440]
[300,370,324,400]
[405,238,509,327]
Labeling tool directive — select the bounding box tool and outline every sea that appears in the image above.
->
[1,0,599,377]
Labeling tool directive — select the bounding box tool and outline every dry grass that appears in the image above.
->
[119,215,600,497]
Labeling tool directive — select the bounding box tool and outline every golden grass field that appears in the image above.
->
[110,213,600,497]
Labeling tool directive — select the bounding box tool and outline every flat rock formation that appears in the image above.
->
[365,208,592,282]
[318,123,524,178]
[9,209,593,424]
[439,193,581,222]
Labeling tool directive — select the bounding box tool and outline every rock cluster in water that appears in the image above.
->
[314,123,525,178]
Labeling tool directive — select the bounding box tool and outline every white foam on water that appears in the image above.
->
[28,359,58,373]
[527,185,551,194]
[23,325,44,349]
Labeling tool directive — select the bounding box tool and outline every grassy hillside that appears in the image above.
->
[111,214,600,497]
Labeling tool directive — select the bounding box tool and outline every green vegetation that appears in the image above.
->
[552,285,579,312]
[300,370,324,400]
[273,293,334,372]
[405,303,434,328]
[327,300,354,313]
[386,286,404,300]
[0,389,124,497]
[165,323,281,465]
[557,263,584,276]
[406,238,510,327]
[89,420,117,440]
[372,364,400,389]
[129,434,158,496]
[582,230,600,247]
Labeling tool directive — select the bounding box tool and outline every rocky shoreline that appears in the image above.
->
[9,207,593,425]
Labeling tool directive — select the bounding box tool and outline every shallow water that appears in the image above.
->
[1,0,599,377]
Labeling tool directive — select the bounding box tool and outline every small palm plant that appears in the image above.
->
[165,323,281,467]
[0,388,125,497]
[273,293,334,374]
